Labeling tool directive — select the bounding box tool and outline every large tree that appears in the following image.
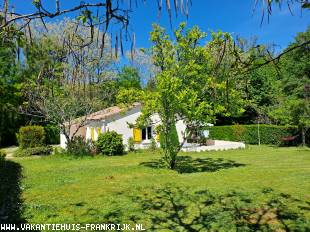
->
[269,27,310,146]
[0,24,25,146]
[136,24,244,169]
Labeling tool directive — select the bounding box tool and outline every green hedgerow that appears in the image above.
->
[209,124,299,145]
[14,146,52,157]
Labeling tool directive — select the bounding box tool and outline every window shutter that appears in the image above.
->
[133,128,142,143]
[97,127,101,135]
[91,127,95,141]
[156,133,160,142]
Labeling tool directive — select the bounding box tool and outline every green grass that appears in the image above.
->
[3,146,310,230]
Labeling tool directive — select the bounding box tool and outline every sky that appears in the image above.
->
[5,0,310,52]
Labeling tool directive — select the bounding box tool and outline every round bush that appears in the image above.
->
[17,125,45,149]
[96,131,124,156]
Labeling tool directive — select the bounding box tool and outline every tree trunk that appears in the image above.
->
[301,127,306,147]
[170,158,176,169]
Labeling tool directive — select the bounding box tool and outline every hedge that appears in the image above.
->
[14,146,53,157]
[16,125,46,149]
[209,124,299,145]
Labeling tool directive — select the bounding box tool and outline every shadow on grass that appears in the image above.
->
[140,156,246,173]
[0,160,25,224]
[128,187,310,231]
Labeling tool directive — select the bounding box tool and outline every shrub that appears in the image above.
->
[96,131,124,156]
[148,138,157,151]
[65,136,92,157]
[14,146,52,157]
[209,124,299,145]
[17,125,45,149]
[44,124,60,144]
[127,137,135,152]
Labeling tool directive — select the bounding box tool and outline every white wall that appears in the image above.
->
[60,134,67,149]
[59,105,190,150]
[85,122,105,141]
[105,107,142,147]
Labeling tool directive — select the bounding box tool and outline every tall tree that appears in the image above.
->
[0,24,25,146]
[137,24,244,169]
[269,27,310,146]
[117,66,141,89]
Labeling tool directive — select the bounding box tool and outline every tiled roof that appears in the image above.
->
[69,102,141,125]
[87,102,141,120]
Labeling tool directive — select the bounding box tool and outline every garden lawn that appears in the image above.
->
[5,146,310,230]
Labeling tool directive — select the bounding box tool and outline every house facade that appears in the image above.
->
[60,103,187,150]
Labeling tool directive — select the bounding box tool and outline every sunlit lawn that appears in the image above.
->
[5,145,310,230]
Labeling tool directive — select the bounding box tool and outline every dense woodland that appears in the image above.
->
[0,16,309,147]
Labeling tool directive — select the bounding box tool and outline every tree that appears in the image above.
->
[137,24,244,169]
[269,27,310,146]
[22,89,94,146]
[19,19,117,146]
[0,24,25,146]
[117,66,141,89]
[0,0,192,58]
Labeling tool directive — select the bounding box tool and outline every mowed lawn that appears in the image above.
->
[5,146,310,230]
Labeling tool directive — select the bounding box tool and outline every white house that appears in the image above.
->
[60,103,187,150]
[60,103,247,151]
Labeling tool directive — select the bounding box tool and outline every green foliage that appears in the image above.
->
[0,158,23,224]
[127,137,135,152]
[17,126,46,149]
[247,65,279,107]
[0,150,6,162]
[210,124,298,145]
[14,146,52,157]
[148,138,158,151]
[116,87,144,106]
[279,27,310,99]
[117,66,141,89]
[44,124,60,145]
[232,124,247,141]
[0,25,26,147]
[159,124,179,152]
[95,131,124,156]
[268,27,310,145]
[140,23,245,169]
[99,80,119,107]
[65,136,92,157]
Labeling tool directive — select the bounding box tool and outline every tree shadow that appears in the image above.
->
[129,187,310,231]
[0,160,25,224]
[140,156,246,173]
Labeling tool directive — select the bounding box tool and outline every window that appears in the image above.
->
[142,128,146,140]
[147,126,152,139]
[141,126,152,140]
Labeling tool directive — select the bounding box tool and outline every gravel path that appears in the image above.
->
[1,146,18,159]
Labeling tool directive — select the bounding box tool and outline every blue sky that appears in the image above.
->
[7,0,310,51]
